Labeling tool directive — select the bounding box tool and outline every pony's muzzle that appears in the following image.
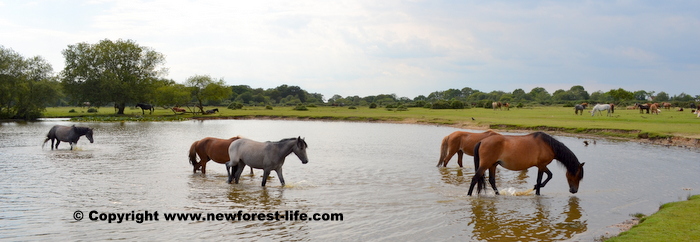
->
[569,188,578,194]
[302,160,308,164]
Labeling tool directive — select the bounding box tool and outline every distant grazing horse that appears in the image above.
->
[580,103,588,109]
[468,132,585,196]
[690,103,697,110]
[503,103,510,110]
[189,136,252,175]
[172,107,186,113]
[650,103,660,115]
[437,130,500,167]
[135,103,154,115]
[662,102,671,110]
[635,103,650,114]
[204,108,219,114]
[43,125,94,150]
[227,137,309,186]
[492,102,502,110]
[574,104,585,115]
[591,104,614,116]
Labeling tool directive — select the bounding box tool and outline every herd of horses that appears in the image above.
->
[134,103,218,115]
[574,102,700,117]
[43,121,584,196]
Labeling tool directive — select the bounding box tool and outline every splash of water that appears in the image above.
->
[501,187,534,196]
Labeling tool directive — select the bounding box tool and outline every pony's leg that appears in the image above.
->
[55,140,60,150]
[50,139,55,150]
[456,150,464,168]
[488,165,499,195]
[249,167,254,175]
[226,161,237,184]
[233,163,246,184]
[534,168,553,195]
[200,158,209,174]
[261,169,271,187]
[276,168,285,186]
[467,167,487,196]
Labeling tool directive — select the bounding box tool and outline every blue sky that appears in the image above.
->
[1,0,698,99]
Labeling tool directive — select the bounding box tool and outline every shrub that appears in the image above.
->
[293,104,308,111]
[348,106,357,109]
[369,103,377,109]
[68,109,76,113]
[87,108,98,113]
[228,102,244,110]
[265,105,273,110]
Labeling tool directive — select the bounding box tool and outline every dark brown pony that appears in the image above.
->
[468,132,585,196]
[437,130,500,167]
[189,136,252,175]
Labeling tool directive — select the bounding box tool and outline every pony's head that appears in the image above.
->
[292,136,309,164]
[565,162,585,193]
[85,128,94,143]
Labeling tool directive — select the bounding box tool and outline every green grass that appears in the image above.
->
[605,195,700,242]
[42,105,700,139]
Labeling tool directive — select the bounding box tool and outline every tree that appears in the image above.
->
[568,85,590,100]
[61,39,167,114]
[0,46,60,120]
[529,87,551,104]
[154,83,190,110]
[606,88,633,103]
[655,92,670,102]
[185,74,231,113]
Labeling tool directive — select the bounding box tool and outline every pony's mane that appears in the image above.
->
[532,132,581,175]
[73,126,92,134]
[278,137,308,148]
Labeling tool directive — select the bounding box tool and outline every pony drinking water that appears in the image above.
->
[43,125,94,150]
[468,132,584,196]
[437,130,500,167]
[227,137,308,186]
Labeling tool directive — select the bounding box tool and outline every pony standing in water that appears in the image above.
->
[43,125,94,150]
[468,132,584,196]
[189,136,252,175]
[591,103,614,116]
[437,130,500,167]
[227,137,308,186]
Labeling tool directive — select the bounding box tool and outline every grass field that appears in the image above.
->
[605,195,700,242]
[43,105,700,139]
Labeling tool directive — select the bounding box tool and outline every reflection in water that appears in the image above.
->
[469,196,587,241]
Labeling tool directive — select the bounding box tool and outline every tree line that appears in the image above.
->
[2,39,698,120]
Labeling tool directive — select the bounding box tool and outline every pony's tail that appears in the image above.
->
[189,141,199,168]
[437,136,449,167]
[473,142,486,194]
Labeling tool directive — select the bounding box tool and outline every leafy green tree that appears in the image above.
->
[529,87,551,104]
[61,39,167,114]
[154,83,190,109]
[185,74,232,113]
[606,88,634,103]
[655,91,670,102]
[0,46,60,120]
[633,90,649,101]
[568,85,590,100]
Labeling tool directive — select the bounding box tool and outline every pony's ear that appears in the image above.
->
[580,162,585,167]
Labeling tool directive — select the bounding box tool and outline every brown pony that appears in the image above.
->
[650,103,660,115]
[189,136,252,175]
[468,132,585,196]
[437,130,500,167]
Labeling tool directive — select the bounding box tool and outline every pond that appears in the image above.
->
[1,119,698,241]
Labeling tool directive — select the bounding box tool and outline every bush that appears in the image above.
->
[450,100,465,109]
[228,102,244,110]
[87,108,98,113]
[265,105,273,110]
[348,106,357,109]
[293,104,308,111]
[369,103,377,109]
[68,109,76,113]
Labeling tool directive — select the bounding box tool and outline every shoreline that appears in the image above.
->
[191,115,700,149]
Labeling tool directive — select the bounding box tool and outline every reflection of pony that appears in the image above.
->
[227,137,309,186]
[43,125,94,150]
[189,136,251,175]
[591,104,614,116]
[492,102,502,110]
[468,132,585,196]
[437,130,500,167]
[574,105,585,115]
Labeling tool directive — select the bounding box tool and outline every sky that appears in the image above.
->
[1,0,699,100]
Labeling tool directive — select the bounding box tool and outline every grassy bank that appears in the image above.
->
[605,195,700,241]
[43,105,700,140]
